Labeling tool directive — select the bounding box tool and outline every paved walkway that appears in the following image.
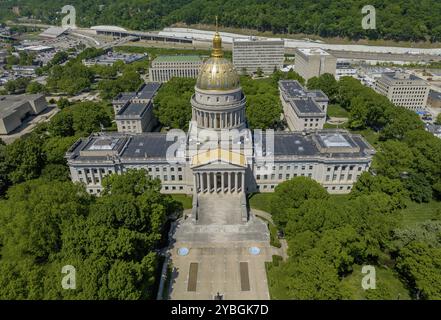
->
[168,242,272,300]
[168,194,274,300]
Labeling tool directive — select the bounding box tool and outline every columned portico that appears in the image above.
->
[195,171,244,194]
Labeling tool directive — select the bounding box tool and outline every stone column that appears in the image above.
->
[221,172,225,193]
[228,172,232,193]
[214,172,218,192]
[235,172,239,193]
[193,174,197,193]
[241,172,245,193]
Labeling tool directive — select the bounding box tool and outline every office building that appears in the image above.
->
[149,55,203,83]
[0,94,47,134]
[375,71,430,111]
[113,83,161,133]
[294,48,337,81]
[232,37,284,75]
[279,80,328,131]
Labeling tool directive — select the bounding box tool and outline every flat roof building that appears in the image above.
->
[294,48,337,81]
[375,71,430,111]
[279,80,328,131]
[82,51,147,67]
[149,55,203,83]
[232,37,284,75]
[113,82,162,133]
[0,94,47,134]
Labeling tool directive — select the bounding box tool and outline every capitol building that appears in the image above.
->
[65,31,375,200]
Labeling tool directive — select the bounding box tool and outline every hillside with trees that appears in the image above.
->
[1,0,441,42]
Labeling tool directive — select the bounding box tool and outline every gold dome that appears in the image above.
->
[196,29,240,91]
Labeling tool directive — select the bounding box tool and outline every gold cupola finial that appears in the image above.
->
[211,16,223,58]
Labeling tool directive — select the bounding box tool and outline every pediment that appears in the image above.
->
[191,148,247,169]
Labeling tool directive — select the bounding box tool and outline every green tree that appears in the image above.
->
[396,242,441,300]
[26,81,47,94]
[154,77,195,130]
[270,177,329,228]
[372,140,414,179]
[5,133,46,184]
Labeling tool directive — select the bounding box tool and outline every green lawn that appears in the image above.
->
[248,193,274,213]
[399,200,441,227]
[327,104,349,118]
[340,264,411,300]
[170,194,193,210]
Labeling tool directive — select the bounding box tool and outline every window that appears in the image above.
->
[179,175,183,181]
[171,175,175,181]
[279,174,283,179]
[257,175,261,180]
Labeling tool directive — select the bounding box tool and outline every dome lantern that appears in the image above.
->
[196,17,240,91]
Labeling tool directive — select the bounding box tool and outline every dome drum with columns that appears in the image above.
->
[191,27,247,131]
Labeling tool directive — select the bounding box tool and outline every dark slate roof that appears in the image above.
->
[307,90,329,101]
[136,82,162,100]
[116,101,151,118]
[292,98,324,115]
[66,131,375,163]
[279,80,307,98]
[121,133,176,159]
[256,131,374,159]
[113,92,136,104]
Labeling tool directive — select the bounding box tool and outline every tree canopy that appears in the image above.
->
[2,0,441,42]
